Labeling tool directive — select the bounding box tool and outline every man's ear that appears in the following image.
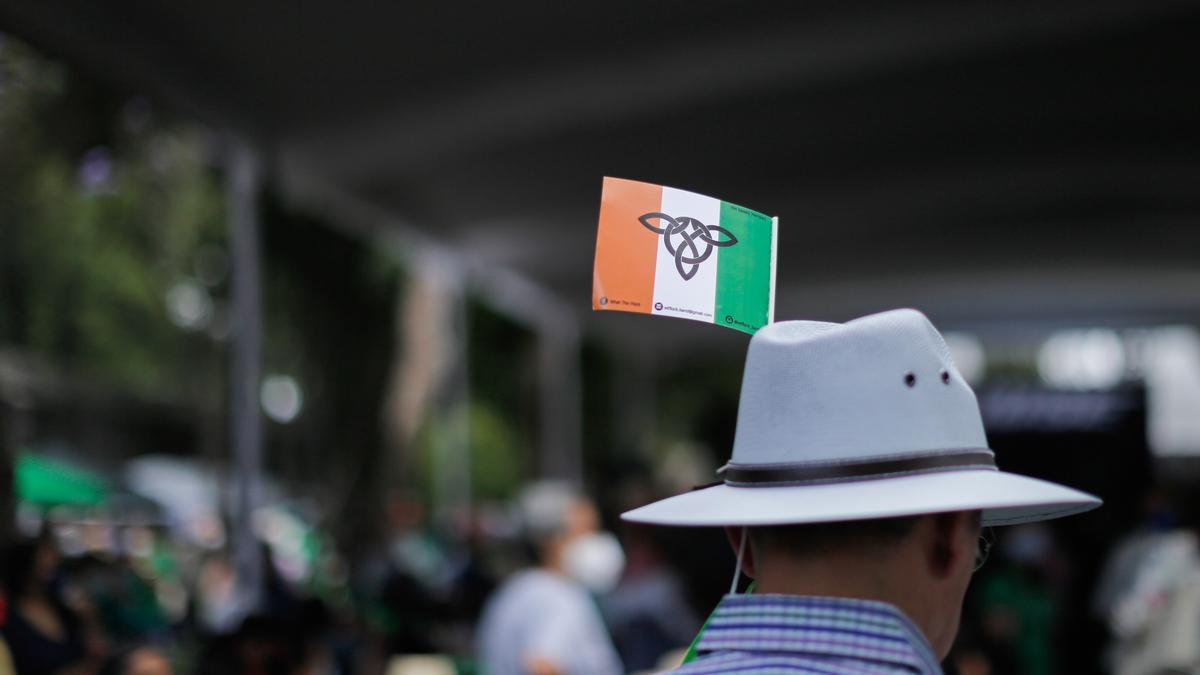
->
[723,526,757,578]
[926,512,973,579]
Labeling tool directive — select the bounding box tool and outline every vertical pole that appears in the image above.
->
[227,140,264,611]
[538,326,583,486]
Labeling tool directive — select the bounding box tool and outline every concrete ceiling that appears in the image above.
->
[4,0,1199,349]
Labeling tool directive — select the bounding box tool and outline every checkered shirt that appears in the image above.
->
[675,594,943,674]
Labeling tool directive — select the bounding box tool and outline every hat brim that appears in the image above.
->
[620,470,1100,527]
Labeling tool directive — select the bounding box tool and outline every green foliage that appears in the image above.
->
[413,400,524,504]
[467,402,524,500]
[0,35,226,399]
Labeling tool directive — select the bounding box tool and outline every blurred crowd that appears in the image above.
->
[2,475,1200,667]
[0,481,702,675]
[0,529,348,675]
[3,481,1200,675]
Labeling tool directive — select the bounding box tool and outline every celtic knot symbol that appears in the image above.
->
[639,212,738,281]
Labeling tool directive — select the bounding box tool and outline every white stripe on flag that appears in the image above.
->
[652,187,720,322]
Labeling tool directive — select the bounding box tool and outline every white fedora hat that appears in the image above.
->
[622,309,1101,527]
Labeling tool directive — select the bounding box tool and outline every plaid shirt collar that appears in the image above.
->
[694,593,943,674]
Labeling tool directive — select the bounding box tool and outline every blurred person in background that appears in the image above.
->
[1093,490,1200,675]
[1,534,107,675]
[195,554,252,636]
[195,559,340,675]
[620,310,1102,674]
[603,522,700,672]
[195,609,337,675]
[195,614,291,675]
[98,646,172,675]
[476,482,624,675]
[70,554,169,650]
[972,523,1066,675]
[367,492,452,656]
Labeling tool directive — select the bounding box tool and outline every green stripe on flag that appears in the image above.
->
[715,201,773,334]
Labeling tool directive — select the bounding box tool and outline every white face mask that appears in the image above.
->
[562,531,626,594]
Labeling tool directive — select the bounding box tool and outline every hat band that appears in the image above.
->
[721,449,996,487]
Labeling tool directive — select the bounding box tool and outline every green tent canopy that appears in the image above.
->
[16,452,110,506]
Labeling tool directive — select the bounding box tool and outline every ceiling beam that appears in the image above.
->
[283,0,1193,181]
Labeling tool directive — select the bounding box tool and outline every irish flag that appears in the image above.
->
[592,177,777,335]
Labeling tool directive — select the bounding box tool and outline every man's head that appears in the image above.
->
[621,310,1100,654]
[516,482,626,592]
[518,481,599,568]
[726,511,982,658]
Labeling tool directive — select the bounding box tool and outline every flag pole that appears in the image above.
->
[768,216,779,324]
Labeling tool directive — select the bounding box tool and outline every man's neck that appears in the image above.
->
[753,551,936,644]
[754,553,897,599]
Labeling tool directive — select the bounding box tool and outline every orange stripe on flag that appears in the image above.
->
[593,178,661,314]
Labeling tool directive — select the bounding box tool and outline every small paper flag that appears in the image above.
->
[592,177,777,335]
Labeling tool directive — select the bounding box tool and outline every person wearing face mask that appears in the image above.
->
[476,483,624,675]
[621,309,1103,674]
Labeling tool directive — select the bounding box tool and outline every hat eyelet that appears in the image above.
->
[941,370,951,385]
[904,372,917,387]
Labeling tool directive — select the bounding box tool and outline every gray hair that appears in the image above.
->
[517,481,583,544]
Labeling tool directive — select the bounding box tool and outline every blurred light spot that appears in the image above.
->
[252,506,311,584]
[166,279,213,331]
[1038,329,1125,390]
[260,375,303,423]
[78,146,114,192]
[980,387,1132,433]
[943,331,986,385]
[1130,327,1200,456]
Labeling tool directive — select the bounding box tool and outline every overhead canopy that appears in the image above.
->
[3,0,1199,348]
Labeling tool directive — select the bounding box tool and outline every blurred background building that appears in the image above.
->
[0,1,1198,674]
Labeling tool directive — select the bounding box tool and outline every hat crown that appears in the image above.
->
[731,309,987,466]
